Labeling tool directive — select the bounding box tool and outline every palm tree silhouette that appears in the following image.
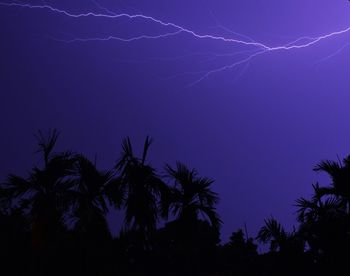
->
[0,130,78,276]
[165,161,221,230]
[257,217,287,252]
[295,183,347,261]
[0,130,75,249]
[160,162,221,276]
[257,217,303,254]
[72,154,122,237]
[72,154,123,275]
[116,136,169,245]
[295,184,346,224]
[313,157,350,212]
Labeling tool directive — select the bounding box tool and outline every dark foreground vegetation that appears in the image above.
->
[1,130,349,275]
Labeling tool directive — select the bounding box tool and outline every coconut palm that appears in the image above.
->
[257,217,288,252]
[116,136,169,240]
[313,157,350,212]
[295,183,347,259]
[165,161,221,230]
[72,154,123,238]
[71,154,123,275]
[295,184,346,224]
[0,129,75,248]
[257,217,303,253]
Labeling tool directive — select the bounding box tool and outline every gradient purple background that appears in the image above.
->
[1,0,350,242]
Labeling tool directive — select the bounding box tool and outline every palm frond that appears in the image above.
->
[116,137,134,171]
[166,162,220,228]
[2,174,35,201]
[198,205,222,230]
[196,177,219,206]
[257,217,286,244]
[313,160,341,177]
[35,129,60,166]
[141,136,152,165]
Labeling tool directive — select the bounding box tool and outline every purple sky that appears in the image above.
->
[1,0,350,242]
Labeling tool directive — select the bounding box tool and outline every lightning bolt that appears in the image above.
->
[1,1,349,85]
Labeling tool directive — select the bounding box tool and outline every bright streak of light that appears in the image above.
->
[1,1,350,85]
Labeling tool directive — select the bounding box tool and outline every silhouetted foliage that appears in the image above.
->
[165,161,221,230]
[116,136,170,248]
[1,130,350,275]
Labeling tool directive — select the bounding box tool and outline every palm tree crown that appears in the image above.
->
[165,161,221,230]
[0,130,75,248]
[313,157,350,211]
[71,154,123,238]
[116,137,169,236]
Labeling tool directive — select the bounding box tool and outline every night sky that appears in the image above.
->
[1,0,350,242]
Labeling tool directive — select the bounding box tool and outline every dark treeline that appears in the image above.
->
[0,130,349,276]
